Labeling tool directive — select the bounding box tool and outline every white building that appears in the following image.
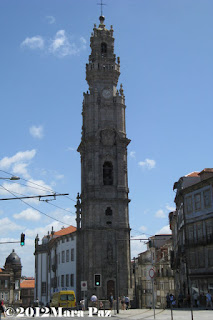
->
[34,225,76,305]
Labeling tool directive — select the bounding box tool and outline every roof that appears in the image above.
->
[54,226,76,237]
[185,172,200,177]
[20,279,35,289]
[5,249,21,266]
[0,268,3,273]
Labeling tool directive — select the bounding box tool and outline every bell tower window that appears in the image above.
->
[103,162,113,185]
[101,42,107,56]
[105,207,112,216]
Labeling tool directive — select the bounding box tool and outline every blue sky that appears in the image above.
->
[0,0,213,276]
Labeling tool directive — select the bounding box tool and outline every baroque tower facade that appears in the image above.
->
[77,15,131,300]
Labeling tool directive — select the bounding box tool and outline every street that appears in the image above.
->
[2,308,213,320]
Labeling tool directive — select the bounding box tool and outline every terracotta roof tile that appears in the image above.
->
[20,280,35,288]
[185,172,200,177]
[54,225,76,236]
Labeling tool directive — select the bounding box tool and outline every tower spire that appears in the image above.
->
[97,0,106,17]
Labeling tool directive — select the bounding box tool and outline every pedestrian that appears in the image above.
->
[124,296,130,310]
[90,294,98,308]
[121,296,125,310]
[0,301,6,318]
[166,293,170,308]
[193,292,198,308]
[80,299,85,311]
[206,291,213,309]
[108,293,114,310]
[178,292,183,308]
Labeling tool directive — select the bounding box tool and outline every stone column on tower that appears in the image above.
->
[77,15,131,302]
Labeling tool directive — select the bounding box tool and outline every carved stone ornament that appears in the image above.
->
[100,129,116,146]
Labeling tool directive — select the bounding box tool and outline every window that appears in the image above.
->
[61,275,64,287]
[41,282,46,295]
[66,250,69,262]
[66,274,69,287]
[66,237,69,242]
[103,162,113,185]
[101,42,107,54]
[58,253,60,264]
[186,196,193,213]
[189,251,196,267]
[208,248,213,266]
[15,280,19,290]
[198,249,205,268]
[70,235,74,241]
[206,220,213,241]
[105,207,112,216]
[194,193,201,210]
[62,238,65,243]
[188,225,194,243]
[197,223,203,240]
[70,274,74,287]
[203,189,211,208]
[5,280,8,288]
[71,249,74,261]
[62,251,65,263]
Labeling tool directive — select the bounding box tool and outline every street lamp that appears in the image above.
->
[0,176,20,180]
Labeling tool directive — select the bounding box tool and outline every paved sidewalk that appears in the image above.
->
[112,308,213,320]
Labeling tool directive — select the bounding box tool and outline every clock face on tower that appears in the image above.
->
[102,88,112,99]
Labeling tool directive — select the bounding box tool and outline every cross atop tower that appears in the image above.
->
[97,0,106,16]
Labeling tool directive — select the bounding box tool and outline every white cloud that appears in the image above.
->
[49,30,80,57]
[166,204,176,212]
[20,31,86,58]
[156,225,172,235]
[29,125,44,139]
[12,162,30,179]
[21,36,44,49]
[0,218,23,234]
[13,208,41,221]
[0,150,36,170]
[130,151,136,158]
[131,235,148,258]
[46,15,56,24]
[67,147,75,151]
[155,209,166,218]
[138,158,156,170]
[140,225,147,232]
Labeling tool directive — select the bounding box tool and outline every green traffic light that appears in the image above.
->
[20,233,25,246]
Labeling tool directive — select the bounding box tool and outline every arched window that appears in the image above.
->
[101,42,107,55]
[105,207,112,216]
[103,162,113,185]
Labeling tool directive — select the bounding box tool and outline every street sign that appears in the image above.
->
[81,281,87,291]
[149,268,155,279]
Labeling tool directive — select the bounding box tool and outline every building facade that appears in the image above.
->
[20,278,35,308]
[0,249,22,306]
[170,168,213,304]
[135,235,174,309]
[77,15,131,300]
[34,225,76,305]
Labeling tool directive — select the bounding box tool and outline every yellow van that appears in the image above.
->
[50,290,76,309]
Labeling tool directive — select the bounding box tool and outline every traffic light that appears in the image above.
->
[94,274,101,287]
[20,233,25,246]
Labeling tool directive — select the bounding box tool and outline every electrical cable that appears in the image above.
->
[0,184,71,226]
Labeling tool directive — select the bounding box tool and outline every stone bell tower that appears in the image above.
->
[77,15,131,301]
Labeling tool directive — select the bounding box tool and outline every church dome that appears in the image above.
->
[5,249,21,266]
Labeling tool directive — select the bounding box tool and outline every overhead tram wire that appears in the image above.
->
[0,186,76,216]
[0,184,71,226]
[0,169,77,203]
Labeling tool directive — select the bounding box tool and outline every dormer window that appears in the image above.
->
[101,42,107,56]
